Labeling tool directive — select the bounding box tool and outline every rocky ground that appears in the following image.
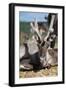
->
[19,66,58,78]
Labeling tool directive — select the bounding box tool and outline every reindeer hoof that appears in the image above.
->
[20,64,33,71]
[43,64,51,69]
[46,64,51,69]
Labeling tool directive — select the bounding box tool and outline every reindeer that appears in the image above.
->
[30,14,58,68]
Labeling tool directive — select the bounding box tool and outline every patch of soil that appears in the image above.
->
[19,66,58,78]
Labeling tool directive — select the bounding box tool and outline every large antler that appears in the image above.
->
[44,15,55,41]
[30,15,55,46]
[30,18,42,41]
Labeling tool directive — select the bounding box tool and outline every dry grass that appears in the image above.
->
[19,66,58,78]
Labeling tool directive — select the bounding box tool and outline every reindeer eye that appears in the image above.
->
[51,37,53,39]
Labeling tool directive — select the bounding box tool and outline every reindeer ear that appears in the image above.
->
[48,49,54,56]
